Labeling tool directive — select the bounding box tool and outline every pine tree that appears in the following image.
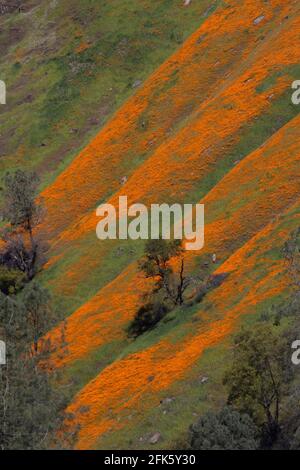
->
[0,292,76,449]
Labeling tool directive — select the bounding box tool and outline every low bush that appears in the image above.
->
[189,406,259,450]
[0,265,25,295]
[127,301,170,338]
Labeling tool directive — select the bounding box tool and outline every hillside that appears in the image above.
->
[1,0,300,451]
[0,0,218,184]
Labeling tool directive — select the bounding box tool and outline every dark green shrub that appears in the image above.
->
[189,406,259,450]
[0,265,25,295]
[128,301,170,338]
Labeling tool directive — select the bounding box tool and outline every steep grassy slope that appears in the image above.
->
[2,0,299,450]
[41,0,296,241]
[48,111,299,448]
[34,0,300,449]
[0,0,217,184]
[92,202,299,450]
[66,199,299,449]
[41,0,299,320]
[48,112,300,370]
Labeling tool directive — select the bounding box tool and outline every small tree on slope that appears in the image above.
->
[1,170,45,280]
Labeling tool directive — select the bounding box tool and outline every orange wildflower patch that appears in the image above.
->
[50,8,299,252]
[46,111,300,368]
[47,101,300,304]
[41,0,294,246]
[187,113,300,261]
[39,1,300,447]
[47,264,150,368]
[75,42,91,54]
[68,209,297,449]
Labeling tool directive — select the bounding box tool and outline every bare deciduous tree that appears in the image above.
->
[1,170,46,280]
